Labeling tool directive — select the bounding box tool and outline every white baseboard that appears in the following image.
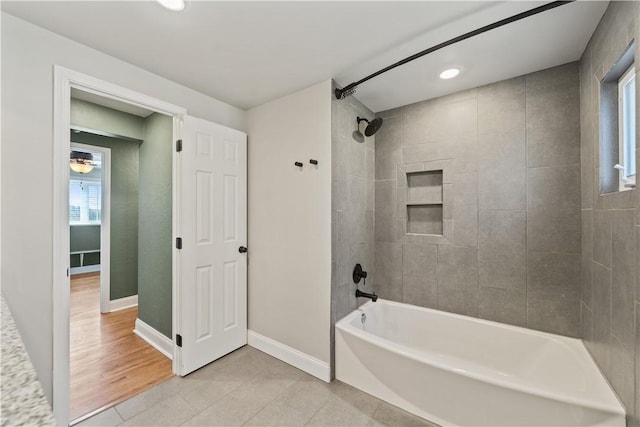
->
[247,330,330,382]
[109,295,138,312]
[134,318,173,360]
[70,264,100,275]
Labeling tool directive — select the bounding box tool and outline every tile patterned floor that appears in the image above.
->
[78,346,439,427]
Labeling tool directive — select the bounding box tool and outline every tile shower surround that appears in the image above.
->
[330,81,376,376]
[374,62,582,338]
[331,7,640,422]
[579,1,640,425]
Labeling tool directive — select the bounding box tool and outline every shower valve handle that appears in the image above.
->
[353,263,368,284]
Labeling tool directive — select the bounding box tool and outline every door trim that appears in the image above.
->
[70,142,111,314]
[53,66,186,425]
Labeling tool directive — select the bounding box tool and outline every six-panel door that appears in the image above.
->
[179,115,247,375]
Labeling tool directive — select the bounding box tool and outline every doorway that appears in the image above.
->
[53,67,186,424]
[69,143,110,313]
[67,103,175,422]
[53,67,248,426]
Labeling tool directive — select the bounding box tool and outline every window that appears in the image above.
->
[600,43,635,194]
[617,65,636,191]
[70,180,101,224]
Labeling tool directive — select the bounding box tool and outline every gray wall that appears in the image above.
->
[138,113,173,338]
[70,132,140,300]
[580,2,640,424]
[374,62,581,337]
[330,81,376,374]
[247,80,332,365]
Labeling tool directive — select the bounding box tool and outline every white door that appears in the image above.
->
[178,115,247,375]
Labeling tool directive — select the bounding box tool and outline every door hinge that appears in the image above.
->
[176,334,182,347]
[176,237,182,249]
[176,139,182,152]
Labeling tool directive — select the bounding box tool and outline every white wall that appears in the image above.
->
[247,80,332,367]
[0,12,245,401]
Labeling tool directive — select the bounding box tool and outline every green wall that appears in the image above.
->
[70,225,100,267]
[138,113,173,338]
[71,99,144,140]
[71,99,173,337]
[71,132,140,300]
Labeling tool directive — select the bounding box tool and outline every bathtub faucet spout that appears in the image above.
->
[356,289,378,302]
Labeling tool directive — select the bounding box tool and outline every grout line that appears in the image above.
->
[477,208,527,212]
[113,405,126,422]
[475,88,480,315]
[526,163,581,169]
[240,380,298,426]
[591,259,612,271]
[526,249,581,256]
[524,76,529,329]
[369,400,384,423]
[398,105,405,304]
[435,245,439,308]
[303,393,331,427]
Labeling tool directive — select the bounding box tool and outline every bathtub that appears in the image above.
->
[335,300,625,427]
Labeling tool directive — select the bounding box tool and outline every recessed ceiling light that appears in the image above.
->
[439,68,461,80]
[156,0,185,11]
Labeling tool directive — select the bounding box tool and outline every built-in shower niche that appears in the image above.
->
[406,170,443,235]
[407,204,443,234]
[398,160,452,245]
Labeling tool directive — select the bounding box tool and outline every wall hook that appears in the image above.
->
[310,159,318,165]
[294,161,303,167]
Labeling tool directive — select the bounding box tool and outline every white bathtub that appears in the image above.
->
[335,300,625,427]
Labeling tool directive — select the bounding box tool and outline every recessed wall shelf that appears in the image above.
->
[407,204,443,235]
[406,170,443,235]
[397,160,453,245]
[407,170,443,204]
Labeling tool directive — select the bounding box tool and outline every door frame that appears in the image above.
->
[53,66,186,425]
[69,143,111,314]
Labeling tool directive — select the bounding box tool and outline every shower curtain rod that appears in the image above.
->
[334,0,575,100]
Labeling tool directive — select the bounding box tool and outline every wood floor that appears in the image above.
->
[70,272,173,422]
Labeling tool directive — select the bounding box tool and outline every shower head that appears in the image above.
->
[353,116,383,141]
[364,117,383,136]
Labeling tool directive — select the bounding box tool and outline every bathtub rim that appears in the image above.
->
[335,299,625,418]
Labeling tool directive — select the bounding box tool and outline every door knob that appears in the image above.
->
[239,246,248,253]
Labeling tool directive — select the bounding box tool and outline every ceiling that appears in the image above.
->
[1,1,608,112]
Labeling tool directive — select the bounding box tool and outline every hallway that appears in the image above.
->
[70,273,173,422]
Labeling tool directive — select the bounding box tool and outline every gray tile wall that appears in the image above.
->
[374,62,582,337]
[330,81,375,376]
[579,2,640,424]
